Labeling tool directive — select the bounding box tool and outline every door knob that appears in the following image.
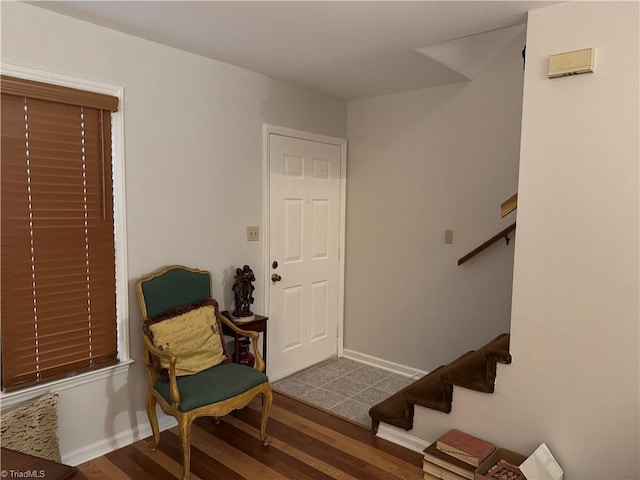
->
[271,273,282,282]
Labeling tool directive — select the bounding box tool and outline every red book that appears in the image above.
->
[436,429,496,467]
[423,442,475,480]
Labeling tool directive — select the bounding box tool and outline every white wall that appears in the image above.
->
[1,1,346,463]
[510,1,639,476]
[345,29,525,370]
[410,2,639,478]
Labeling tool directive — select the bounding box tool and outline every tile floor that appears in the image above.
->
[272,357,415,428]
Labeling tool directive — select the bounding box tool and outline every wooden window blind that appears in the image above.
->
[1,76,120,391]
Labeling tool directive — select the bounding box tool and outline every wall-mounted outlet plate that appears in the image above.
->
[247,226,259,241]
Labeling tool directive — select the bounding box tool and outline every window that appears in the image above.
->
[1,75,120,391]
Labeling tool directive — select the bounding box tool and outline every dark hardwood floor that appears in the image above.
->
[77,392,422,480]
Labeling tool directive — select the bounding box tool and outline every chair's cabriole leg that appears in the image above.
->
[145,395,160,451]
[260,386,273,447]
[179,418,192,480]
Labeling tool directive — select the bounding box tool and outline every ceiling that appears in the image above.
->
[29,1,556,100]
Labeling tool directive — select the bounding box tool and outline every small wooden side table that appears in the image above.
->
[221,312,268,370]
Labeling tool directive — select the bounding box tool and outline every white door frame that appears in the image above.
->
[262,124,347,375]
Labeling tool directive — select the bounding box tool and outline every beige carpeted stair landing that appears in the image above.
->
[368,333,511,433]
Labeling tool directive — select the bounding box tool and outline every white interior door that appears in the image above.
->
[268,132,343,380]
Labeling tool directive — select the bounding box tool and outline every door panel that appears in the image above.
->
[282,285,302,351]
[283,199,303,262]
[269,133,341,379]
[310,280,329,340]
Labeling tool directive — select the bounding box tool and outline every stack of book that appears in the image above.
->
[423,429,496,480]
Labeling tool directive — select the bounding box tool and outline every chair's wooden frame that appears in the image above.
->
[136,265,272,480]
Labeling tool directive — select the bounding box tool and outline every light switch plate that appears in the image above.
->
[445,230,454,244]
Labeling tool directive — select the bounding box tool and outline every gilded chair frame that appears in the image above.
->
[136,265,272,480]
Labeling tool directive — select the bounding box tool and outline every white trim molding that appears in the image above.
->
[63,415,177,466]
[376,423,431,454]
[343,349,431,453]
[0,360,134,410]
[342,349,429,379]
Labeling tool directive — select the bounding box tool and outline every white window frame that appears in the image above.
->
[0,64,132,407]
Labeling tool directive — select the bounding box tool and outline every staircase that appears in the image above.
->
[368,333,511,433]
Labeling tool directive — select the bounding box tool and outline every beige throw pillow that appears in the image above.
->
[149,304,226,376]
[0,392,62,462]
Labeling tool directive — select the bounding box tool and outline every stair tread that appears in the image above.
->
[368,390,414,431]
[403,365,452,413]
[443,350,498,393]
[369,334,511,432]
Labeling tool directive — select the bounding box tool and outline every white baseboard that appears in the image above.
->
[63,351,427,465]
[63,416,178,466]
[376,423,431,454]
[342,349,432,453]
[342,349,428,379]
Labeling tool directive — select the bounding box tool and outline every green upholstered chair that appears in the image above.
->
[136,265,272,480]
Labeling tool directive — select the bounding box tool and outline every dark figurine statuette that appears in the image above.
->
[232,264,255,318]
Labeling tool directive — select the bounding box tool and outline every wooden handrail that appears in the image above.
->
[501,193,518,217]
[458,222,516,265]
